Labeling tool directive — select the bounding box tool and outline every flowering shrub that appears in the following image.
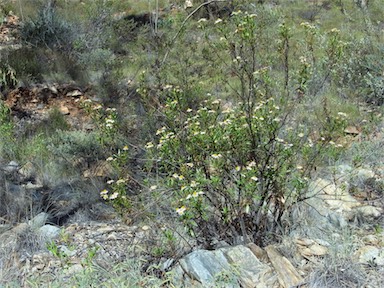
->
[141,11,348,246]
[100,145,132,214]
[81,99,119,147]
[144,87,346,245]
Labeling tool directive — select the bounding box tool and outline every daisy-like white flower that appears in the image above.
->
[192,191,204,198]
[176,206,186,216]
[109,192,119,200]
[211,153,222,159]
[116,179,126,185]
[100,189,108,200]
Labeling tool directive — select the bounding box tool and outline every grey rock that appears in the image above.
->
[59,245,77,257]
[265,245,304,288]
[39,225,61,240]
[355,246,384,266]
[354,206,382,218]
[3,160,19,173]
[327,211,348,228]
[66,90,82,97]
[173,245,275,288]
[29,212,49,229]
[179,249,232,287]
[19,161,36,180]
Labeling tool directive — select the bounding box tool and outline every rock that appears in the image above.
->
[310,178,360,211]
[59,105,70,115]
[28,212,49,229]
[59,245,77,257]
[24,182,44,190]
[173,245,276,288]
[301,243,328,257]
[265,245,304,288]
[327,211,348,228]
[355,246,384,266]
[344,126,361,135]
[354,206,382,218]
[64,263,84,275]
[184,0,193,9]
[39,225,61,240]
[3,160,19,173]
[246,243,269,262]
[223,245,275,288]
[49,85,58,95]
[19,161,36,180]
[66,90,82,97]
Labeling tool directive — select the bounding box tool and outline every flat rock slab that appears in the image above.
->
[173,245,277,288]
[265,245,304,288]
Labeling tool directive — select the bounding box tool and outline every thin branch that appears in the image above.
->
[161,0,229,66]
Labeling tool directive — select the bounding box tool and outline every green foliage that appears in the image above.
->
[80,100,122,147]
[21,4,74,51]
[0,100,15,158]
[99,145,133,216]
[47,130,105,167]
[4,47,44,82]
[0,63,17,90]
[46,240,67,259]
[139,10,349,246]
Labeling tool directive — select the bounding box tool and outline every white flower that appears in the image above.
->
[150,185,157,190]
[100,189,108,200]
[107,180,115,184]
[251,176,258,182]
[109,192,119,200]
[337,112,347,118]
[215,18,223,24]
[116,179,126,185]
[156,127,167,135]
[176,206,186,216]
[211,153,222,159]
[106,157,114,161]
[145,142,154,149]
[298,133,304,138]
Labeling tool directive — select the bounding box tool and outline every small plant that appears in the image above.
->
[21,4,74,52]
[0,64,17,91]
[100,145,132,215]
[80,99,120,147]
[0,100,15,158]
[82,246,99,268]
[46,240,67,259]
